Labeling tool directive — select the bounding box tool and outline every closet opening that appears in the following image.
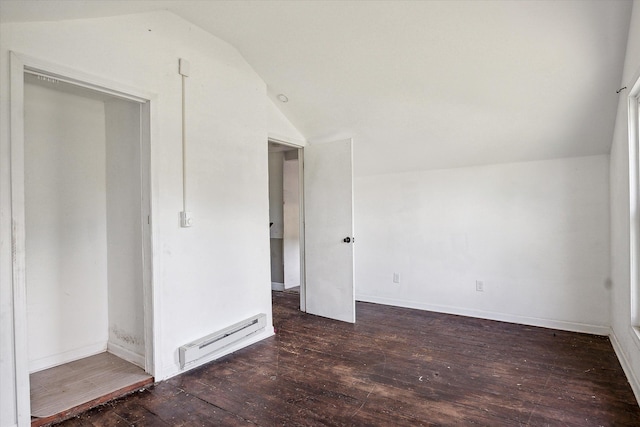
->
[18,68,154,424]
[268,140,305,310]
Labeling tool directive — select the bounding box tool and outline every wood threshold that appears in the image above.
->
[29,352,153,426]
[31,376,153,427]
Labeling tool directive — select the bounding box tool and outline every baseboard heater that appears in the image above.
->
[179,313,266,369]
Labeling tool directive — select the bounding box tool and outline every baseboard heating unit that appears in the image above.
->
[179,313,267,369]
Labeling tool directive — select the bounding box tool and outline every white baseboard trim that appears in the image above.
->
[159,326,275,381]
[28,341,107,373]
[107,342,145,369]
[356,294,610,336]
[610,329,640,406]
[271,282,284,291]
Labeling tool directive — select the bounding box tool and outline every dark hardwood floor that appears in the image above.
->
[56,291,640,426]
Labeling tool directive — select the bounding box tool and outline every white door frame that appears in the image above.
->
[268,136,306,312]
[9,52,158,426]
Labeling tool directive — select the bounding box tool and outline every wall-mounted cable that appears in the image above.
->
[179,58,193,227]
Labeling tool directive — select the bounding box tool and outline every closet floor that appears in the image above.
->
[30,352,153,426]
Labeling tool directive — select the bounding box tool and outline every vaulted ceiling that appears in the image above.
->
[1,0,633,176]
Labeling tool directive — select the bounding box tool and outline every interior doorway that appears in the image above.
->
[266,137,356,323]
[10,53,155,425]
[268,140,305,311]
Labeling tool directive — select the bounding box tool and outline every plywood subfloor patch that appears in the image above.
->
[30,352,152,419]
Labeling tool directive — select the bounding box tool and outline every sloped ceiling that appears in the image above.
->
[1,0,632,176]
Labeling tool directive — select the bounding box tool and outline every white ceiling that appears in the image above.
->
[1,0,633,176]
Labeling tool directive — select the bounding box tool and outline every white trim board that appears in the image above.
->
[627,65,640,346]
[9,51,158,427]
[29,342,107,374]
[356,294,610,336]
[10,51,31,427]
[268,133,307,148]
[610,329,640,406]
[107,343,146,369]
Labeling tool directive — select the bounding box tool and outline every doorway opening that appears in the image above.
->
[10,54,155,425]
[266,137,356,324]
[268,140,305,312]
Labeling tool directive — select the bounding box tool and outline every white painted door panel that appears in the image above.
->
[304,139,355,323]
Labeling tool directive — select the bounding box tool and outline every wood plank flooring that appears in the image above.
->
[55,291,640,426]
[31,352,153,426]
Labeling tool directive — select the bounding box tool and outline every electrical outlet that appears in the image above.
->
[393,272,401,284]
[476,280,484,292]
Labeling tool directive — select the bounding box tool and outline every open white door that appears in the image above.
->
[304,138,355,323]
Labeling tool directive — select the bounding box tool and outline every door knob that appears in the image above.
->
[343,237,352,243]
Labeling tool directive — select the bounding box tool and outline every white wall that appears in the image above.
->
[268,151,284,284]
[268,152,284,239]
[610,0,640,403]
[24,81,110,373]
[1,11,276,426]
[269,149,301,288]
[268,98,305,145]
[283,154,300,289]
[356,155,611,334]
[105,99,145,365]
